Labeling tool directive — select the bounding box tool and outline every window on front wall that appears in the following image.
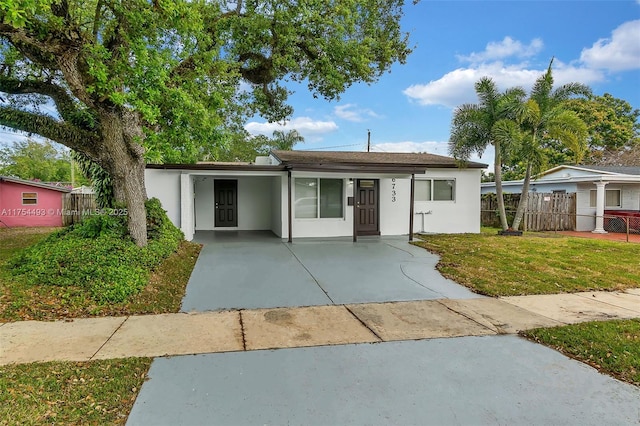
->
[22,192,38,205]
[414,179,455,201]
[589,189,621,208]
[295,178,343,218]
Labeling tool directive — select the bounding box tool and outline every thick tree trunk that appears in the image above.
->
[97,110,148,247]
[511,161,532,231]
[494,142,509,231]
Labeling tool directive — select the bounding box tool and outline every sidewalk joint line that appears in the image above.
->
[573,292,640,314]
[435,300,499,334]
[282,243,335,304]
[90,316,129,360]
[238,310,247,351]
[343,305,383,342]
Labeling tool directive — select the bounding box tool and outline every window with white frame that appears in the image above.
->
[22,192,38,205]
[414,179,455,201]
[589,189,621,208]
[295,178,343,218]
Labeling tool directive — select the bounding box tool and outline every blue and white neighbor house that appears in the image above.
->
[145,150,486,241]
[481,165,640,233]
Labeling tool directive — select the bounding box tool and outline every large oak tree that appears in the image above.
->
[0,0,411,246]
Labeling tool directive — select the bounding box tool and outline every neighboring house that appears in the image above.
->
[0,176,71,227]
[481,165,640,232]
[145,150,487,241]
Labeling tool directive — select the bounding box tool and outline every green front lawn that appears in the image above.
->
[0,358,152,425]
[414,228,640,296]
[523,319,640,386]
[0,227,201,321]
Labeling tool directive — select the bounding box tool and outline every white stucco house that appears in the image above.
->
[481,165,640,232]
[145,150,487,241]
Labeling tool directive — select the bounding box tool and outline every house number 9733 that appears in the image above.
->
[391,178,397,202]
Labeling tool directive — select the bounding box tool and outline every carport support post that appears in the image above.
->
[353,178,357,242]
[288,170,293,243]
[409,173,415,241]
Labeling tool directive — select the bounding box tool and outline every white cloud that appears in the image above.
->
[372,140,493,170]
[333,104,381,122]
[403,61,604,108]
[580,20,640,71]
[457,37,544,64]
[371,140,450,155]
[245,116,338,142]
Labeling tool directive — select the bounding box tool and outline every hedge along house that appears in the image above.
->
[0,176,70,227]
[145,150,487,242]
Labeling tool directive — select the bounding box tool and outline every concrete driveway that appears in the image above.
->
[181,231,479,312]
[127,336,640,425]
[125,232,640,425]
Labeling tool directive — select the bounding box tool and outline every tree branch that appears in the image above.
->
[0,106,100,156]
[0,77,97,131]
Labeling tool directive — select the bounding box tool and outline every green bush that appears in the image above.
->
[8,198,183,303]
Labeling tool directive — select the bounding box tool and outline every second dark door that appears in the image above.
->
[214,180,238,227]
[356,179,379,235]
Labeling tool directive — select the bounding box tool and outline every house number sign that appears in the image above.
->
[391,178,397,202]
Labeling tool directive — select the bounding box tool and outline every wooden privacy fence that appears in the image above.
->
[61,193,97,226]
[481,192,576,231]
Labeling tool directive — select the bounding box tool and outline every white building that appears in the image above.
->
[145,150,486,241]
[481,165,640,232]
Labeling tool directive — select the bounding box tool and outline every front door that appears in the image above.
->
[214,180,238,227]
[356,179,379,235]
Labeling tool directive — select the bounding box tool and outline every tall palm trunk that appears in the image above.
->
[494,142,509,231]
[511,161,532,231]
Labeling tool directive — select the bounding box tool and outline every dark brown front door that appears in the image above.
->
[214,180,238,227]
[356,179,379,235]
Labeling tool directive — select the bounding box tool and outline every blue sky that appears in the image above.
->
[1,1,638,172]
[246,1,640,169]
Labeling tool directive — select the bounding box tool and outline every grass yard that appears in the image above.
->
[0,358,152,425]
[416,228,640,387]
[414,228,640,297]
[0,227,201,321]
[523,319,640,386]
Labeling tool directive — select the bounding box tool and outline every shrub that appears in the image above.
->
[8,198,183,303]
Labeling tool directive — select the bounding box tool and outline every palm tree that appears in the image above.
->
[449,77,526,231]
[272,129,305,150]
[510,59,590,230]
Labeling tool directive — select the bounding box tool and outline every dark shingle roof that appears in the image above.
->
[271,150,487,169]
[579,166,640,175]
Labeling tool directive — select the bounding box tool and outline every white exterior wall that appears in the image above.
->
[288,171,355,238]
[194,176,214,230]
[194,175,275,231]
[413,168,482,234]
[575,184,596,231]
[270,176,283,237]
[286,168,481,238]
[146,166,483,240]
[620,184,640,210]
[379,177,411,235]
[145,169,182,228]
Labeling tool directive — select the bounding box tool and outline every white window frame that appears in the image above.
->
[589,189,622,208]
[414,179,456,202]
[294,178,344,219]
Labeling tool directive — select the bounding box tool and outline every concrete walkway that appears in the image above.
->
[2,289,639,365]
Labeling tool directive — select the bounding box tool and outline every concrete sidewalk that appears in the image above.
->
[1,289,639,365]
